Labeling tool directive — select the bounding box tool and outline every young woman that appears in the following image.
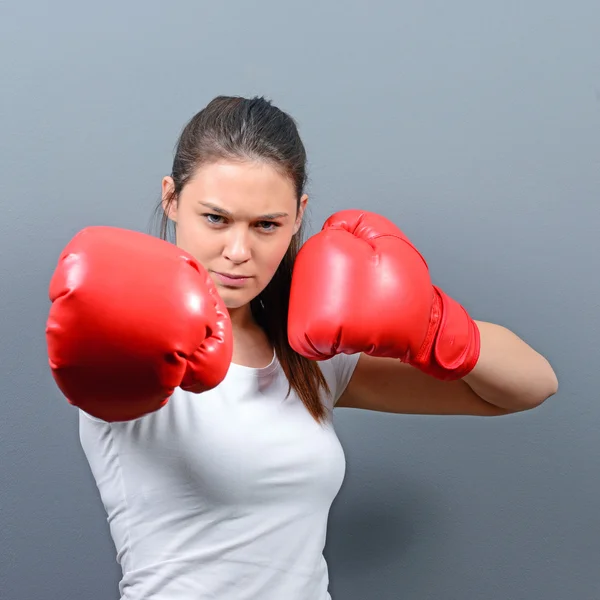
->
[46,95,558,599]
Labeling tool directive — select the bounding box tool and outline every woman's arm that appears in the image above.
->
[336,321,558,416]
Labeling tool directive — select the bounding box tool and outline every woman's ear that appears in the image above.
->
[161,176,177,222]
[293,193,309,235]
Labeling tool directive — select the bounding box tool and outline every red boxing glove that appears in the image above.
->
[46,226,233,421]
[288,210,480,380]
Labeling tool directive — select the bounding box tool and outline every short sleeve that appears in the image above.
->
[318,352,361,408]
[79,407,109,423]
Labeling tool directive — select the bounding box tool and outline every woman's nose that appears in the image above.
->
[223,227,252,264]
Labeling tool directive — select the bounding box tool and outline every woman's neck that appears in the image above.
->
[227,303,274,368]
[227,303,254,330]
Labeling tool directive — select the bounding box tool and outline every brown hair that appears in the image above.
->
[154,95,330,422]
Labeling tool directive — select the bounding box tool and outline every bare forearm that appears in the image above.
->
[462,321,558,411]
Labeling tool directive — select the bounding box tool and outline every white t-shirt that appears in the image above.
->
[78,351,361,600]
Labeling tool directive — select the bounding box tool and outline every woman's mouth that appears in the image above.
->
[212,271,252,287]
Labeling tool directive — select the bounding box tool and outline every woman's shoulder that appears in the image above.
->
[317,352,361,406]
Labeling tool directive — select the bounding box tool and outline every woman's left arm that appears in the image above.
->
[336,321,558,416]
[461,320,558,411]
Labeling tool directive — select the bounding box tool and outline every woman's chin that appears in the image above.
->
[218,289,256,311]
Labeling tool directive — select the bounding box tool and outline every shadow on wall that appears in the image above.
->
[325,470,446,594]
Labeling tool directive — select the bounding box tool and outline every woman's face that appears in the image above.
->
[162,160,307,311]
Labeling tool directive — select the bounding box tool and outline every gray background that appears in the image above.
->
[1,0,598,598]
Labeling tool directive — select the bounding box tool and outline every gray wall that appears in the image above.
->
[1,1,598,598]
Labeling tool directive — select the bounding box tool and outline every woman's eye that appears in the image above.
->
[204,213,225,225]
[202,214,279,231]
[257,221,279,231]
